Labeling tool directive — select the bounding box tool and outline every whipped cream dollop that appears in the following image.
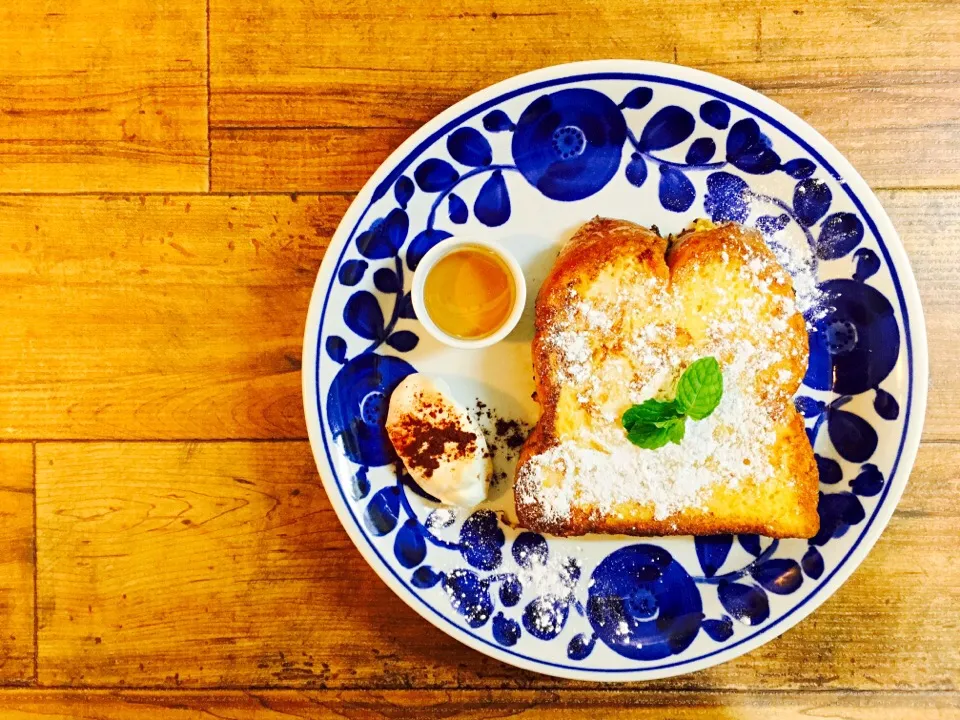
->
[386,374,491,507]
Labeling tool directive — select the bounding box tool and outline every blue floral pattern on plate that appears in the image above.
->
[303,62,925,681]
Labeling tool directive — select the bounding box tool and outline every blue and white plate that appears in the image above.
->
[302,61,927,680]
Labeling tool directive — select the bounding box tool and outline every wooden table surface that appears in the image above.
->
[0,0,958,717]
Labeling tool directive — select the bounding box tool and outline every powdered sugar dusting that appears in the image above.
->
[517,223,806,525]
[519,351,777,522]
[764,225,826,321]
[516,552,580,637]
[547,291,609,385]
[518,552,578,600]
[426,506,461,530]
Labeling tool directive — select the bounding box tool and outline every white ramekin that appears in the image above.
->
[411,237,526,350]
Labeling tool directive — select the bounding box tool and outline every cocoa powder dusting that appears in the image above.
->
[471,400,532,486]
[390,411,477,479]
[494,418,527,450]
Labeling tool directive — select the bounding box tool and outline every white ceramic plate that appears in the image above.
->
[302,61,927,680]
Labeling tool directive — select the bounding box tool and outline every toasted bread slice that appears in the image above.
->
[514,218,819,538]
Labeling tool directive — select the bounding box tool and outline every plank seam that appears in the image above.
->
[205,0,212,192]
[212,124,417,131]
[31,442,37,686]
[5,685,958,695]
[25,438,311,445]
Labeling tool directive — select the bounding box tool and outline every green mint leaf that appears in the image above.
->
[622,399,680,430]
[626,423,674,450]
[675,356,723,420]
[626,417,688,450]
[666,416,686,444]
[620,356,721,451]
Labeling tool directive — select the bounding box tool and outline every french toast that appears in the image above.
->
[514,218,819,538]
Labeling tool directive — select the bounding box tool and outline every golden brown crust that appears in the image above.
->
[526,217,668,457]
[515,218,820,539]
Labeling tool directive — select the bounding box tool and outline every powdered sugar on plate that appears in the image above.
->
[426,506,461,530]
[516,551,581,637]
[763,225,827,322]
[518,552,579,601]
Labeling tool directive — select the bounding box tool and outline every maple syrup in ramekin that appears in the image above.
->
[423,245,516,340]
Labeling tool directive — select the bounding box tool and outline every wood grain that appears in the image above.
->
[0,445,35,684]
[0,0,208,192]
[208,0,960,191]
[0,194,348,441]
[211,128,411,193]
[879,190,960,442]
[208,81,960,192]
[34,441,959,690]
[0,190,953,442]
[1,0,959,709]
[208,0,758,128]
[756,1,960,74]
[0,689,957,719]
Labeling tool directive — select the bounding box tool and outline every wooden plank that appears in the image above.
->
[35,441,433,688]
[208,79,960,192]
[208,0,759,128]
[0,445,35,684]
[35,441,960,689]
[0,0,207,192]
[0,189,953,443]
[0,190,953,443]
[0,689,956,719]
[744,0,960,189]
[210,128,411,193]
[0,194,347,441]
[208,0,960,128]
[208,1,960,190]
[879,190,960,442]
[755,79,960,190]
[757,0,960,74]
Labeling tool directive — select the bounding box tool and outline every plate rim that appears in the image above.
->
[301,59,929,681]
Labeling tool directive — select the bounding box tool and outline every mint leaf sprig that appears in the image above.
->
[622,357,724,450]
